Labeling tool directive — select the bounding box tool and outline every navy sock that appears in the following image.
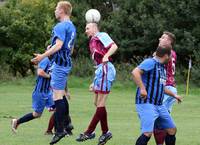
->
[135,134,150,145]
[165,134,176,145]
[63,96,69,116]
[17,113,35,125]
[54,99,66,133]
[63,96,70,129]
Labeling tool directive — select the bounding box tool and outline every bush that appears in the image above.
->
[190,49,200,86]
[0,0,55,76]
[71,56,94,77]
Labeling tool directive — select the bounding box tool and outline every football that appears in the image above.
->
[85,9,101,23]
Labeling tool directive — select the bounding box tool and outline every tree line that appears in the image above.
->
[0,0,199,84]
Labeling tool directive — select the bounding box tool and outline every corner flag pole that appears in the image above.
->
[186,57,192,96]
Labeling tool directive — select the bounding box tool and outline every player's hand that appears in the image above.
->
[93,94,98,106]
[48,105,56,112]
[94,100,97,107]
[175,94,182,103]
[89,83,94,92]
[140,88,147,99]
[31,53,43,64]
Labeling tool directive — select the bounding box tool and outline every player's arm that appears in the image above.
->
[31,39,63,64]
[132,67,147,98]
[37,68,51,79]
[164,88,182,103]
[102,43,118,63]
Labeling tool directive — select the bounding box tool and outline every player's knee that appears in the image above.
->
[143,132,153,137]
[97,101,106,107]
[166,127,177,135]
[33,112,42,118]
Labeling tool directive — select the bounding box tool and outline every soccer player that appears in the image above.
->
[154,32,182,145]
[31,1,76,144]
[76,22,118,145]
[132,45,181,145]
[11,57,53,133]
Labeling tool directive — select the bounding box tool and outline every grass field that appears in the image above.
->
[0,76,200,145]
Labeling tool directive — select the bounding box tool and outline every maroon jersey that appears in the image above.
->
[165,50,177,86]
[89,32,114,65]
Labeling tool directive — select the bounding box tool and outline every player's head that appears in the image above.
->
[55,1,72,20]
[156,45,172,64]
[85,23,99,38]
[159,31,176,48]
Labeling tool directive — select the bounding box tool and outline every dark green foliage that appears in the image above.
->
[0,0,55,76]
[0,0,199,84]
[191,49,200,86]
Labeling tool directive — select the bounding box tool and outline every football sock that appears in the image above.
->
[154,129,166,145]
[65,115,73,131]
[99,107,109,134]
[165,134,176,145]
[63,96,71,130]
[17,113,35,125]
[135,134,150,145]
[85,107,102,134]
[54,99,66,133]
[63,96,69,116]
[46,113,55,132]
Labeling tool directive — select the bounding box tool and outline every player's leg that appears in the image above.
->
[154,86,177,144]
[165,128,176,145]
[76,65,105,142]
[64,115,74,135]
[11,112,41,133]
[97,62,116,145]
[62,95,74,135]
[50,65,71,144]
[45,93,55,135]
[158,105,176,145]
[135,104,158,145]
[11,92,44,133]
[45,113,55,135]
[50,89,67,144]
[97,93,113,145]
[154,118,167,145]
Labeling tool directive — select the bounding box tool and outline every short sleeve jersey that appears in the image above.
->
[34,57,51,93]
[165,50,177,86]
[89,32,114,65]
[135,58,166,105]
[51,20,76,67]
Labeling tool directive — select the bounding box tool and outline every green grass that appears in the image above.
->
[0,76,200,145]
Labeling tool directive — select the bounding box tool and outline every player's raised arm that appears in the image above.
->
[102,43,118,63]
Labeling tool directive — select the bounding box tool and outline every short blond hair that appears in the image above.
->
[57,1,72,16]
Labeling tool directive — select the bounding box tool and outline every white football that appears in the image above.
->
[85,9,101,23]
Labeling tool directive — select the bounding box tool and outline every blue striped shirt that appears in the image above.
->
[34,57,51,93]
[135,57,166,105]
[51,20,76,67]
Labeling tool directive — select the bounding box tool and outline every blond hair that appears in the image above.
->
[57,1,72,16]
